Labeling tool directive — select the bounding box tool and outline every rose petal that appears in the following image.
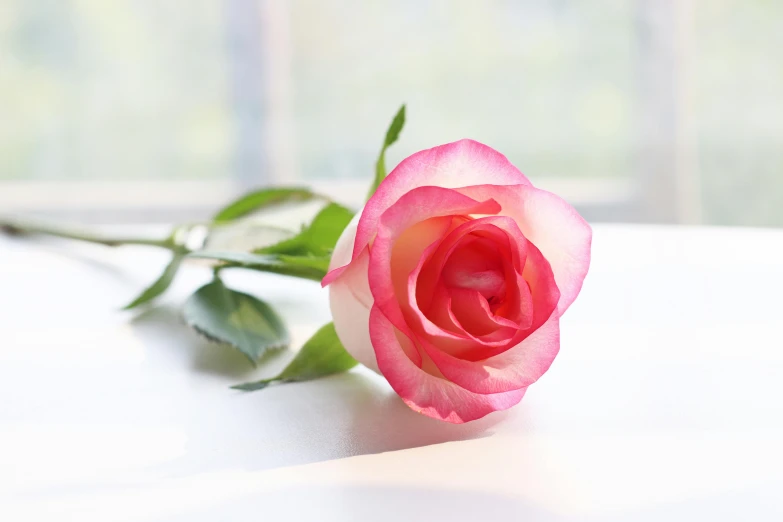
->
[368,186,500,340]
[449,287,519,336]
[441,243,505,301]
[322,212,361,287]
[370,305,527,423]
[421,314,560,394]
[352,139,532,261]
[416,217,528,312]
[457,240,559,362]
[405,216,547,360]
[457,184,592,316]
[420,281,463,334]
[408,279,520,362]
[390,216,455,312]
[420,239,559,363]
[326,213,380,371]
[329,256,378,371]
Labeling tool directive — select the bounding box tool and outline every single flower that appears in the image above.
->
[323,140,591,423]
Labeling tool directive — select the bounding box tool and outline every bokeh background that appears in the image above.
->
[1,0,781,225]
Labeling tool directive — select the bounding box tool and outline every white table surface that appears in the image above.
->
[2,224,782,521]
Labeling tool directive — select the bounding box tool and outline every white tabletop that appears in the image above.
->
[2,224,782,521]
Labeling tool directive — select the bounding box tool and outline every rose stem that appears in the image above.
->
[0,219,179,251]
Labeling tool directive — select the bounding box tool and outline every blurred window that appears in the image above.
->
[0,1,781,226]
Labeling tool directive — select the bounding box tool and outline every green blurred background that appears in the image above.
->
[1,0,781,225]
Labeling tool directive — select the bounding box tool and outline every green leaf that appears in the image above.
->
[367,104,406,199]
[232,322,357,390]
[123,253,185,310]
[187,251,327,281]
[183,279,289,364]
[276,254,330,273]
[204,221,296,253]
[213,187,328,224]
[256,202,354,257]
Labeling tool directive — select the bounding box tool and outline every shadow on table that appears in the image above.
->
[341,372,510,454]
[129,304,260,379]
[128,305,518,473]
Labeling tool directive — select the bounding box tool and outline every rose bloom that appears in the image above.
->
[323,140,591,423]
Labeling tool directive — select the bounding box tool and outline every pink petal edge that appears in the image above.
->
[456,184,592,316]
[370,305,527,423]
[353,139,532,262]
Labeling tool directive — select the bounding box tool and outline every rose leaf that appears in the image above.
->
[212,187,329,224]
[183,278,290,365]
[367,104,406,199]
[232,322,357,391]
[187,251,327,281]
[123,253,185,310]
[256,202,354,258]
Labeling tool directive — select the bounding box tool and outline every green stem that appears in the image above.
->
[0,219,177,251]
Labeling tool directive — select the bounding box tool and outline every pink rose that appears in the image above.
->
[323,140,591,423]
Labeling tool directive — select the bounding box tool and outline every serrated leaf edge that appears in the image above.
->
[185,319,289,366]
